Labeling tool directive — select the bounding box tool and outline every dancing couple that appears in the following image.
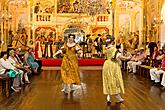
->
[54,34,126,104]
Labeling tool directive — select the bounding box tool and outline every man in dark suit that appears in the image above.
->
[148,42,158,58]
[94,34,103,57]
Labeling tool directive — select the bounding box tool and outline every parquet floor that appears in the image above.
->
[0,69,165,110]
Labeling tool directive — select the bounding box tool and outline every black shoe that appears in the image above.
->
[154,82,160,86]
[151,80,155,84]
[107,101,111,105]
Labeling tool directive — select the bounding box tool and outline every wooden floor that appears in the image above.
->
[0,69,165,110]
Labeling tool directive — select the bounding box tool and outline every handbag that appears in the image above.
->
[7,69,17,78]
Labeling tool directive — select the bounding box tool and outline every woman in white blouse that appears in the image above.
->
[8,50,31,84]
[0,52,21,92]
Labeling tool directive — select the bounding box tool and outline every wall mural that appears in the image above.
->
[35,27,56,41]
[57,0,108,15]
[32,0,56,43]
[33,0,55,14]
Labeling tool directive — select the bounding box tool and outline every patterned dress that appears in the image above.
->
[102,45,125,95]
[26,53,39,69]
[61,44,80,84]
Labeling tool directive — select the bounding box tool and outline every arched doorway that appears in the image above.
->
[63,28,85,43]
[62,18,88,43]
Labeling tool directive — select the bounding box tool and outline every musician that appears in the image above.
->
[94,34,103,57]
[86,34,93,58]
[35,37,43,59]
[44,35,53,58]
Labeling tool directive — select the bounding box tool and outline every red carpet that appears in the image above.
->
[42,58,105,66]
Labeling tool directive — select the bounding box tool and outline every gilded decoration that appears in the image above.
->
[57,0,110,15]
[33,0,55,14]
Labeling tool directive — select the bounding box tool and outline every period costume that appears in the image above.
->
[86,35,93,58]
[54,36,82,93]
[102,37,125,102]
[94,36,103,53]
[35,38,43,59]
[103,45,125,95]
[44,37,53,58]
[61,43,81,85]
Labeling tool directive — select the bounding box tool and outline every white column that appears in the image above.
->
[1,18,4,52]
[160,24,165,48]
[139,8,143,48]
[114,11,119,39]
[27,1,31,46]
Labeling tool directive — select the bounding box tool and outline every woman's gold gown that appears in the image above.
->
[103,46,125,95]
[61,44,80,84]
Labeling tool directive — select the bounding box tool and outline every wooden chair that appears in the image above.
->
[0,76,12,97]
[137,65,153,78]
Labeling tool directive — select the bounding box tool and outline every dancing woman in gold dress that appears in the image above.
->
[54,34,83,93]
[103,36,128,103]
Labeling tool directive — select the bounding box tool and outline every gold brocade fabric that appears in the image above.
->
[102,46,125,95]
[61,44,80,84]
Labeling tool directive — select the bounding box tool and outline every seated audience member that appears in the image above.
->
[127,50,138,72]
[8,49,31,84]
[144,55,151,66]
[150,47,165,86]
[15,48,32,73]
[131,47,146,73]
[152,49,164,67]
[122,49,132,70]
[24,48,39,74]
[161,60,165,89]
[31,48,42,71]
[0,51,22,92]
[151,47,159,67]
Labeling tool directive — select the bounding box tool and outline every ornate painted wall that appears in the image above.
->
[160,1,165,47]
[2,0,165,51]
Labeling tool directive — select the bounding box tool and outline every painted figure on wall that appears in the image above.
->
[8,30,14,47]
[21,29,28,46]
[34,2,40,13]
[57,0,107,14]
[33,0,55,14]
